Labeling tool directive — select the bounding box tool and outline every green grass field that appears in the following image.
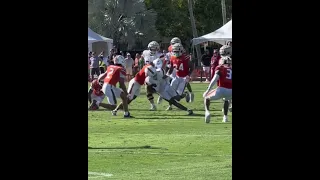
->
[88,83,232,180]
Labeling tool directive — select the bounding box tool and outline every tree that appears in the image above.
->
[145,0,232,42]
[88,0,232,50]
[88,0,159,50]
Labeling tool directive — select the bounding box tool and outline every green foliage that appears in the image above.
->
[88,0,232,50]
[88,0,159,50]
[144,0,232,47]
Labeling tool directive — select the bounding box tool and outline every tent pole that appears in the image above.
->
[221,0,227,25]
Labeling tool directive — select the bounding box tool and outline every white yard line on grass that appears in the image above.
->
[88,172,113,178]
[88,150,232,157]
[90,133,232,137]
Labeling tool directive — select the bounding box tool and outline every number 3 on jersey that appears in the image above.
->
[226,69,232,80]
[106,68,114,79]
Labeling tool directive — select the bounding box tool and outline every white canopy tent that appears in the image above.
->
[192,20,232,46]
[88,28,113,53]
[88,37,100,44]
[88,28,113,44]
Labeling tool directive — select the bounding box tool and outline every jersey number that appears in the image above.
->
[106,68,114,79]
[226,69,232,80]
[174,64,184,71]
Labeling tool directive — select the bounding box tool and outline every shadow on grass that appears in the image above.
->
[88,145,168,150]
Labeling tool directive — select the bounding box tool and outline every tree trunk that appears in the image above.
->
[188,0,202,66]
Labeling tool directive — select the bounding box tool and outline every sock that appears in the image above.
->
[124,111,129,116]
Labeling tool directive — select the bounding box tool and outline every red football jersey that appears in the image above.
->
[104,65,126,86]
[134,64,152,85]
[91,79,104,96]
[170,54,189,77]
[215,65,232,89]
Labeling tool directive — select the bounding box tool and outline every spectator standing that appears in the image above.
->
[107,49,115,65]
[125,53,134,81]
[89,52,102,80]
[133,53,141,75]
[98,51,107,73]
[210,49,221,80]
[201,49,211,82]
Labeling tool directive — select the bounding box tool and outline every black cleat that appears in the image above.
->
[124,112,134,118]
[187,110,193,115]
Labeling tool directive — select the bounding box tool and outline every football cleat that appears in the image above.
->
[185,92,190,103]
[89,103,99,110]
[124,112,134,118]
[205,111,211,123]
[149,105,157,111]
[111,110,117,116]
[187,110,193,115]
[157,96,163,104]
[222,115,228,122]
[166,106,172,111]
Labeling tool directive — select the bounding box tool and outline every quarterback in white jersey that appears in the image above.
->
[142,41,162,65]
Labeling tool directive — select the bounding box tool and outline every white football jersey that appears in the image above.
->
[142,50,162,64]
[156,68,171,93]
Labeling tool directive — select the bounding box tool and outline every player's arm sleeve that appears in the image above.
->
[98,72,108,81]
[207,70,220,91]
[88,87,93,103]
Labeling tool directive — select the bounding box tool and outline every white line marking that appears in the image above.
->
[88,172,113,178]
[88,150,231,157]
[90,133,232,137]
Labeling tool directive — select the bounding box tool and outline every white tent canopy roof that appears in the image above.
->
[88,28,113,44]
[192,20,232,45]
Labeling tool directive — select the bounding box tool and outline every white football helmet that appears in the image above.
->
[148,41,160,56]
[170,37,181,45]
[219,45,232,57]
[171,43,184,57]
[219,56,232,65]
[113,55,125,67]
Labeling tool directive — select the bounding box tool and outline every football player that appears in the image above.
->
[141,41,162,65]
[203,45,232,123]
[140,41,163,110]
[98,55,132,118]
[111,63,158,115]
[159,38,195,105]
[165,43,194,110]
[146,64,193,115]
[88,78,106,110]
